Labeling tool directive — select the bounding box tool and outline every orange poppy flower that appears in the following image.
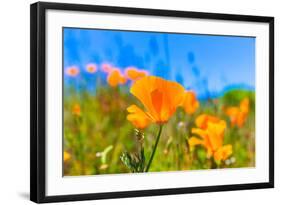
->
[125,67,148,81]
[64,151,71,162]
[195,114,221,129]
[214,145,233,161]
[127,76,185,126]
[181,90,200,115]
[106,68,127,87]
[65,66,79,77]
[72,104,81,116]
[240,97,250,114]
[225,98,250,127]
[86,63,97,73]
[188,114,232,161]
[127,105,151,129]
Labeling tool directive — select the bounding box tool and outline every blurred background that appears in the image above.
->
[64,28,255,99]
[63,28,255,176]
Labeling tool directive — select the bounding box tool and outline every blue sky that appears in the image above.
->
[64,28,255,99]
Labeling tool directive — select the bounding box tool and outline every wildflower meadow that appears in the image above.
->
[63,28,255,176]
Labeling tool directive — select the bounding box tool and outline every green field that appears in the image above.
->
[63,81,255,176]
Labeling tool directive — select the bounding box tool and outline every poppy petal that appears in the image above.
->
[127,105,151,129]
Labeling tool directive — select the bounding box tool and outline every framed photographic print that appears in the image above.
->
[30,2,274,203]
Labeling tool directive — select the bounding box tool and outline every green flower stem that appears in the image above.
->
[145,125,163,172]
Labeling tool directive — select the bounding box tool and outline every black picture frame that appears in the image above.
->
[30,1,274,203]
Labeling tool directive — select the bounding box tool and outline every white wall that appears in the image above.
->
[0,0,279,204]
